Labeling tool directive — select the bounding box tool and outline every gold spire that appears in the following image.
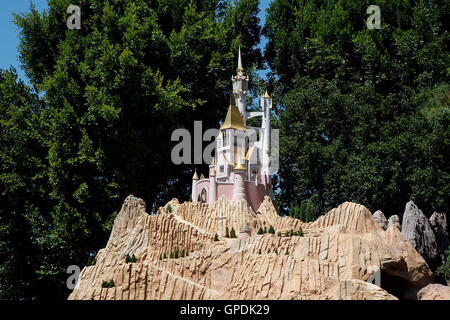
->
[262,81,271,99]
[192,169,199,180]
[234,156,245,171]
[210,168,216,177]
[200,173,205,180]
[220,95,247,131]
[211,157,216,165]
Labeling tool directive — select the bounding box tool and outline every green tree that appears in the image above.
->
[214,233,219,241]
[265,0,450,217]
[4,0,262,300]
[268,225,275,234]
[0,68,50,299]
[436,246,450,280]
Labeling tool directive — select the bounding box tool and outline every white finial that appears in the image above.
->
[237,46,243,70]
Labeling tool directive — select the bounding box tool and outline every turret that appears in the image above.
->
[232,156,247,201]
[239,216,251,240]
[232,47,249,124]
[261,86,272,183]
[192,169,199,202]
[209,159,217,203]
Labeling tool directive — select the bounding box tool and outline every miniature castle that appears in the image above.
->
[192,48,273,213]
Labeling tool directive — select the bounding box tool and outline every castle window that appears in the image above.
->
[220,165,224,173]
[200,188,208,203]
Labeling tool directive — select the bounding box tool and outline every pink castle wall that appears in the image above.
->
[245,181,267,212]
[194,179,267,212]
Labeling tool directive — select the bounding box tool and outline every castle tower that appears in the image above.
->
[239,216,251,240]
[232,47,249,124]
[192,169,198,202]
[208,159,216,203]
[232,156,247,201]
[261,87,272,185]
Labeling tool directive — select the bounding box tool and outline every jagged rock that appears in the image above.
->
[388,215,401,230]
[340,279,397,300]
[68,196,433,300]
[429,212,449,264]
[401,201,439,270]
[373,210,388,230]
[417,284,450,300]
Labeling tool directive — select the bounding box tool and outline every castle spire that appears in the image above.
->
[237,46,243,73]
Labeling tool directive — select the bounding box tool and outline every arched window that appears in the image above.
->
[200,188,208,203]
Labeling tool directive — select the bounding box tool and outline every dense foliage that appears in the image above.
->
[436,246,450,280]
[1,0,262,299]
[264,0,449,218]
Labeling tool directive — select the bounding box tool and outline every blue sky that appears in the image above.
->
[0,0,48,83]
[0,0,270,84]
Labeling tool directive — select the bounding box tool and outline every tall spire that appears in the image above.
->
[237,46,244,75]
[238,46,242,69]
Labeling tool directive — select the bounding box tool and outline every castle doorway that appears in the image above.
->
[200,188,208,203]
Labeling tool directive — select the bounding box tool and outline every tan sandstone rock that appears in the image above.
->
[417,284,450,300]
[68,196,433,300]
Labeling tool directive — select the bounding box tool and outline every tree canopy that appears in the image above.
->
[1,0,262,299]
[264,0,449,218]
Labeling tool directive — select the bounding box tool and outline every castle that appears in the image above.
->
[192,48,273,215]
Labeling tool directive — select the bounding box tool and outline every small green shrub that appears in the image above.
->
[165,204,172,213]
[214,233,219,241]
[230,227,237,238]
[268,225,275,234]
[102,279,115,288]
[257,227,264,235]
[125,253,137,263]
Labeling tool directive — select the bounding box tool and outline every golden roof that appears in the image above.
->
[192,169,199,180]
[262,89,271,99]
[220,96,247,132]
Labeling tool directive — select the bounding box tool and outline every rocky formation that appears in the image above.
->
[429,212,449,264]
[388,215,401,230]
[401,201,440,270]
[373,210,388,230]
[68,196,435,300]
[417,284,450,300]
